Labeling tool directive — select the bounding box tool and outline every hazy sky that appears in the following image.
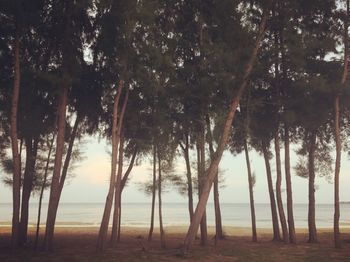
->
[1,136,350,205]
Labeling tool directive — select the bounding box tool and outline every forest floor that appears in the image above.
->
[0,226,350,261]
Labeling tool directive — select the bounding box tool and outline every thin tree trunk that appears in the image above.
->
[117,145,138,241]
[182,5,270,252]
[19,137,39,245]
[205,115,223,241]
[284,125,296,243]
[157,148,166,248]
[43,0,73,249]
[197,130,208,246]
[243,140,257,242]
[308,130,318,243]
[44,84,68,251]
[34,134,55,250]
[58,114,81,196]
[148,144,157,242]
[334,94,341,248]
[274,131,288,243]
[120,146,138,190]
[111,131,124,244]
[43,114,80,250]
[334,0,348,248]
[96,80,126,252]
[180,135,194,223]
[117,196,121,242]
[10,27,21,249]
[262,140,281,241]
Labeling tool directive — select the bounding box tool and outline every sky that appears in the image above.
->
[1,135,350,205]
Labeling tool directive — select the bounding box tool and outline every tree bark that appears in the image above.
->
[148,144,157,242]
[96,80,126,252]
[334,0,348,248]
[58,114,81,196]
[243,140,257,242]
[34,134,55,250]
[117,145,138,241]
[10,27,21,249]
[308,130,318,243]
[19,137,39,245]
[284,125,296,243]
[157,148,166,248]
[179,134,194,223]
[111,131,124,244]
[262,140,281,241]
[274,131,288,243]
[196,130,207,246]
[205,115,223,241]
[44,84,68,251]
[181,5,270,252]
[334,94,341,248]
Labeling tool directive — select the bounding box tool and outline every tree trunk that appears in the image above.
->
[111,131,124,244]
[117,145,137,241]
[308,130,318,243]
[19,137,39,245]
[58,114,81,196]
[334,94,341,248]
[180,135,194,223]
[274,131,288,243]
[117,195,122,242]
[43,0,73,249]
[243,140,257,242]
[44,84,68,251]
[284,125,296,243]
[157,148,166,248]
[262,140,281,241]
[34,134,55,250]
[182,5,270,252]
[96,80,126,252]
[10,28,21,249]
[148,144,157,242]
[205,115,223,241]
[197,130,207,246]
[334,0,348,248]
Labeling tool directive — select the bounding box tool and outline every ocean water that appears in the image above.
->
[0,202,349,228]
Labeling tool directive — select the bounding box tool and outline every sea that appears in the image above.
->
[0,202,349,228]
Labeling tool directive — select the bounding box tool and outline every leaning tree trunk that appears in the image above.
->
[334,0,348,248]
[308,130,318,243]
[148,144,157,242]
[111,131,125,244]
[274,131,288,243]
[44,85,68,251]
[262,140,281,241]
[10,28,21,249]
[19,137,39,245]
[180,134,194,223]
[244,140,257,242]
[182,5,270,252]
[117,145,138,241]
[284,125,296,243]
[157,148,166,248]
[96,80,126,252]
[206,115,223,241]
[34,134,55,250]
[57,114,81,198]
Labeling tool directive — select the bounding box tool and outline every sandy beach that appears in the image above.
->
[0,226,350,261]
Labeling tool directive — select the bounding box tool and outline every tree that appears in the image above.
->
[334,0,349,248]
[182,2,271,252]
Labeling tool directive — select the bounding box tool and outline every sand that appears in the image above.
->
[0,226,350,261]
